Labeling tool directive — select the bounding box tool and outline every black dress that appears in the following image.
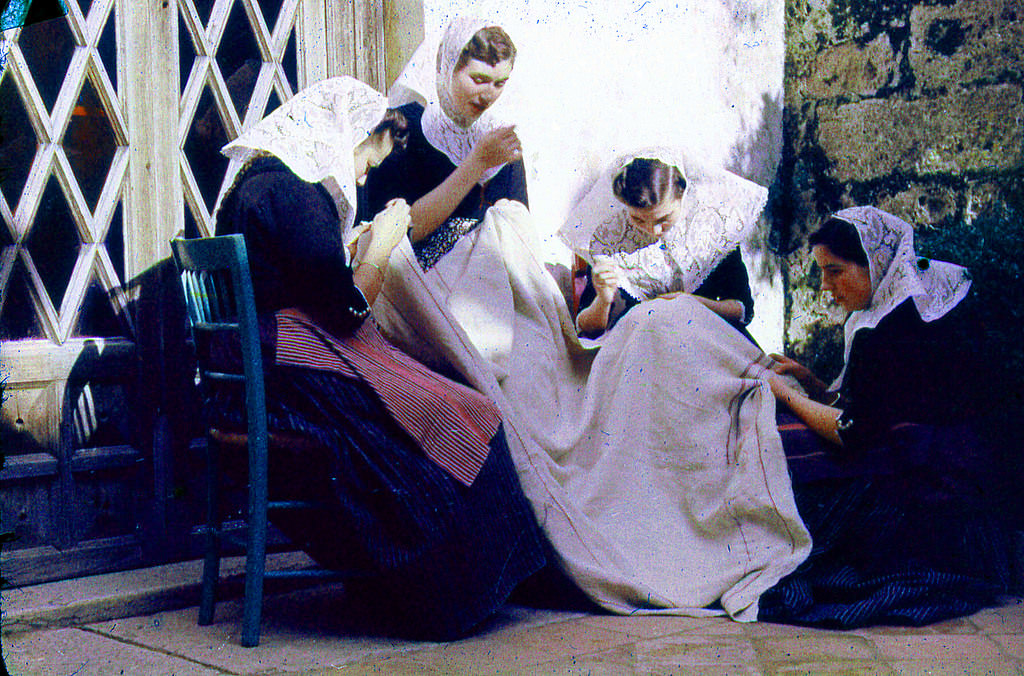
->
[762,298,1017,628]
[358,102,528,270]
[577,248,757,342]
[211,156,550,639]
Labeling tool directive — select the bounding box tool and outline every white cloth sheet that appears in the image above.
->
[371,200,810,620]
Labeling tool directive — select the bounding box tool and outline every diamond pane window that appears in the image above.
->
[184,86,230,214]
[104,201,124,283]
[177,11,197,97]
[193,0,215,27]
[25,177,81,311]
[97,12,117,94]
[65,79,117,211]
[265,88,283,117]
[178,0,296,238]
[282,29,297,93]
[73,276,124,338]
[218,1,263,121]
[0,261,46,340]
[17,14,75,110]
[0,75,37,209]
[183,206,201,241]
[256,0,282,33]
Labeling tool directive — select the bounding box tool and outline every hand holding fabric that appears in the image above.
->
[365,199,411,263]
[769,353,828,401]
[591,256,622,305]
[470,125,521,171]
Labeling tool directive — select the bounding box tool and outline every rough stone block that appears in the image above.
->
[871,182,962,226]
[909,0,1024,90]
[802,34,899,99]
[816,85,1024,181]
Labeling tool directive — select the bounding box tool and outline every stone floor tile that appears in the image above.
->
[889,658,1024,675]
[970,599,1024,635]
[752,634,877,663]
[871,633,1006,662]
[578,613,746,640]
[301,655,450,675]
[766,661,896,676]
[745,621,845,639]
[3,626,227,675]
[989,633,1024,661]
[526,644,766,676]
[847,616,981,638]
[403,617,631,673]
[84,600,426,675]
[623,631,760,668]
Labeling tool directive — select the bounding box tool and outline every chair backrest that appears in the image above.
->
[170,235,268,462]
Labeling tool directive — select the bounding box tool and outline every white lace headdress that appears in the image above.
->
[389,15,512,184]
[831,206,972,387]
[558,146,768,301]
[220,76,387,243]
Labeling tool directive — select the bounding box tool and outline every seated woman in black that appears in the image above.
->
[359,16,526,270]
[760,206,1017,628]
[559,152,762,343]
[211,76,549,639]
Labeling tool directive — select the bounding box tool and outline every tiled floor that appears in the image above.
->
[3,580,1023,675]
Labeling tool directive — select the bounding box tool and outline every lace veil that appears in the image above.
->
[389,15,513,185]
[831,206,972,387]
[219,76,387,247]
[559,147,768,300]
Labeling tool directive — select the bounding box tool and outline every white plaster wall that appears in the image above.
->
[399,0,786,350]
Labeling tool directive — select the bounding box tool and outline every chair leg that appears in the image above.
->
[198,436,221,626]
[240,442,269,648]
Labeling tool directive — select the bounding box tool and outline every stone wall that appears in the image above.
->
[775,0,1024,383]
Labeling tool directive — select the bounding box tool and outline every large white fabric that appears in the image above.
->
[220,76,386,248]
[372,200,810,620]
[559,147,768,301]
[830,206,972,389]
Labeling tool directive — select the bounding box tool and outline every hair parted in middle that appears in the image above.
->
[612,158,687,210]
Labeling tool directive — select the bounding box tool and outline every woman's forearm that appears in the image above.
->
[351,247,392,306]
[771,379,843,446]
[694,296,746,324]
[576,299,611,335]
[409,157,487,242]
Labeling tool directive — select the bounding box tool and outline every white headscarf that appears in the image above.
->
[389,15,513,184]
[558,146,768,301]
[220,76,387,245]
[830,206,972,388]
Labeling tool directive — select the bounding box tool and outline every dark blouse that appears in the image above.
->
[578,247,755,339]
[834,297,986,450]
[214,156,368,338]
[358,102,529,269]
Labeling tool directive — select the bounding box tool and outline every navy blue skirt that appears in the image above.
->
[759,412,1016,628]
[212,363,550,639]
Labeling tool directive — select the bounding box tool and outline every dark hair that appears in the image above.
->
[807,217,868,267]
[371,108,409,152]
[612,158,687,209]
[455,26,517,70]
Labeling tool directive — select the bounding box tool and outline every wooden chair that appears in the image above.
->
[170,235,341,647]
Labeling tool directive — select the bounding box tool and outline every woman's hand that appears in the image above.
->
[576,257,619,335]
[409,127,520,242]
[591,256,621,305]
[769,353,828,401]
[469,125,522,170]
[767,372,843,446]
[364,198,410,264]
